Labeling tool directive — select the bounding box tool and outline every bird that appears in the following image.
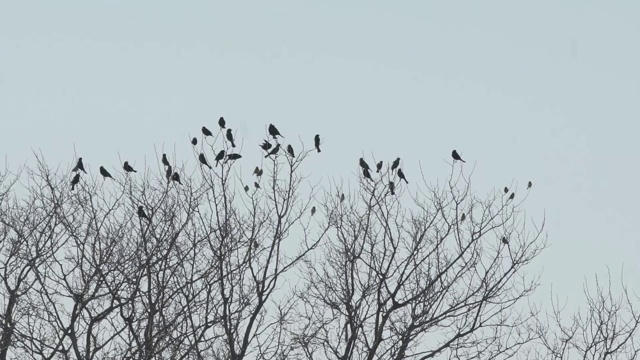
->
[191,137,197,146]
[218,117,226,129]
[162,154,170,168]
[362,167,372,181]
[508,192,515,201]
[70,173,80,190]
[260,140,273,151]
[376,161,383,173]
[451,150,466,163]
[389,181,395,195]
[253,166,260,175]
[257,169,263,177]
[504,187,509,194]
[99,166,113,180]
[268,124,282,139]
[226,129,236,148]
[202,126,213,137]
[501,237,509,245]
[244,185,250,192]
[359,158,370,171]
[123,161,137,173]
[254,182,260,189]
[340,193,345,203]
[198,153,212,169]
[391,157,400,173]
[265,144,281,158]
[314,134,321,153]
[397,169,408,184]
[460,213,466,222]
[214,150,225,166]
[527,181,532,189]
[72,157,87,173]
[137,205,150,221]
[165,165,173,183]
[171,172,182,185]
[311,206,316,216]
[226,153,242,162]
[287,145,295,158]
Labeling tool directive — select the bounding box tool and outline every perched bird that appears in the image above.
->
[314,134,321,153]
[359,158,370,171]
[257,169,263,177]
[226,129,236,148]
[198,153,212,169]
[340,193,345,203]
[253,166,260,175]
[391,157,400,173]
[311,206,316,216]
[137,205,150,221]
[165,165,173,183]
[191,137,198,146]
[501,237,509,245]
[72,157,87,173]
[265,144,281,158]
[99,166,113,180]
[460,213,466,222]
[287,145,295,157]
[376,161,383,173]
[244,185,250,192]
[215,150,225,166]
[123,161,137,173]
[527,181,532,189]
[226,153,242,162]
[451,150,466,163]
[162,154,170,168]
[508,192,515,201]
[71,173,80,190]
[268,124,282,139]
[171,172,182,185]
[389,181,395,195]
[254,182,260,189]
[218,116,226,129]
[397,168,409,184]
[504,187,509,194]
[202,126,213,137]
[362,167,372,181]
[260,140,273,151]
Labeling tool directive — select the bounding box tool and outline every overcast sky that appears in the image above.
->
[1,1,639,308]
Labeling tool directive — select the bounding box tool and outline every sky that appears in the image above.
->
[1,1,639,311]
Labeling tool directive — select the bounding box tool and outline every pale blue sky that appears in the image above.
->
[1,1,639,305]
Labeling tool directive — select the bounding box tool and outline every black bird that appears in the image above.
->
[226,153,242,162]
[226,129,236,148]
[137,205,150,221]
[460,213,466,222]
[198,153,212,169]
[254,182,260,189]
[268,124,282,139]
[171,172,182,185]
[123,161,137,173]
[287,144,295,157]
[215,150,225,166]
[165,165,172,183]
[260,140,273,151]
[257,169,263,177]
[397,168,408,184]
[527,181,532,189]
[71,173,80,190]
[311,206,316,216]
[376,161,383,173]
[218,117,226,129]
[504,187,509,194]
[391,157,400,173]
[253,166,260,175]
[362,167,372,181]
[162,154,170,168]
[389,181,395,195]
[501,237,509,245]
[244,185,250,192]
[340,193,345,203]
[72,157,87,173]
[191,137,197,146]
[359,158,370,171]
[202,126,213,137]
[508,192,515,201]
[451,150,466,163]
[265,144,281,158]
[99,166,113,180]
[314,134,321,153]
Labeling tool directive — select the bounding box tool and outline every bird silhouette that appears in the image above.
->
[202,126,213,137]
[214,150,225,166]
[72,158,87,173]
[389,181,395,195]
[451,150,466,163]
[162,154,170,168]
[71,173,80,190]
[527,181,532,189]
[171,172,182,185]
[359,158,370,171]
[362,167,372,181]
[460,213,466,222]
[253,166,260,175]
[191,137,197,146]
[265,144,280,158]
[257,169,263,177]
[226,153,242,162]
[311,206,316,216]
[260,140,273,151]
[268,124,282,139]
[508,192,515,201]
[244,185,250,192]
[376,161,383,173]
[165,165,172,183]
[391,157,400,173]
[397,168,408,184]
[137,205,150,221]
[287,144,295,157]
[226,129,236,148]
[99,166,113,180]
[199,153,212,169]
[501,237,509,245]
[123,161,137,173]
[218,117,226,129]
[504,187,509,194]
[254,182,260,189]
[340,193,345,203]
[314,134,321,153]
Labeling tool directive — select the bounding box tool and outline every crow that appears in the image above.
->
[527,181,532,189]
[162,154,170,168]
[268,124,282,139]
[501,237,509,245]
[244,185,250,192]
[265,144,280,158]
[508,192,515,201]
[253,166,260,175]
[202,126,213,137]
[460,213,466,222]
[504,187,509,194]
[72,157,87,173]
[226,129,236,148]
[171,172,182,185]
[314,134,321,153]
[226,153,242,162]
[215,150,225,166]
[376,161,383,173]
[340,193,345,203]
[311,206,316,216]
[165,165,173,183]
[452,150,466,163]
[359,158,370,171]
[191,137,197,146]
[254,182,260,189]
[287,145,295,157]
[71,173,80,190]
[137,205,150,221]
[99,166,113,180]
[199,153,212,169]
[123,161,137,173]
[389,181,395,195]
[397,168,408,184]
[218,117,226,129]
[363,167,372,181]
[391,157,400,173]
[260,140,273,151]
